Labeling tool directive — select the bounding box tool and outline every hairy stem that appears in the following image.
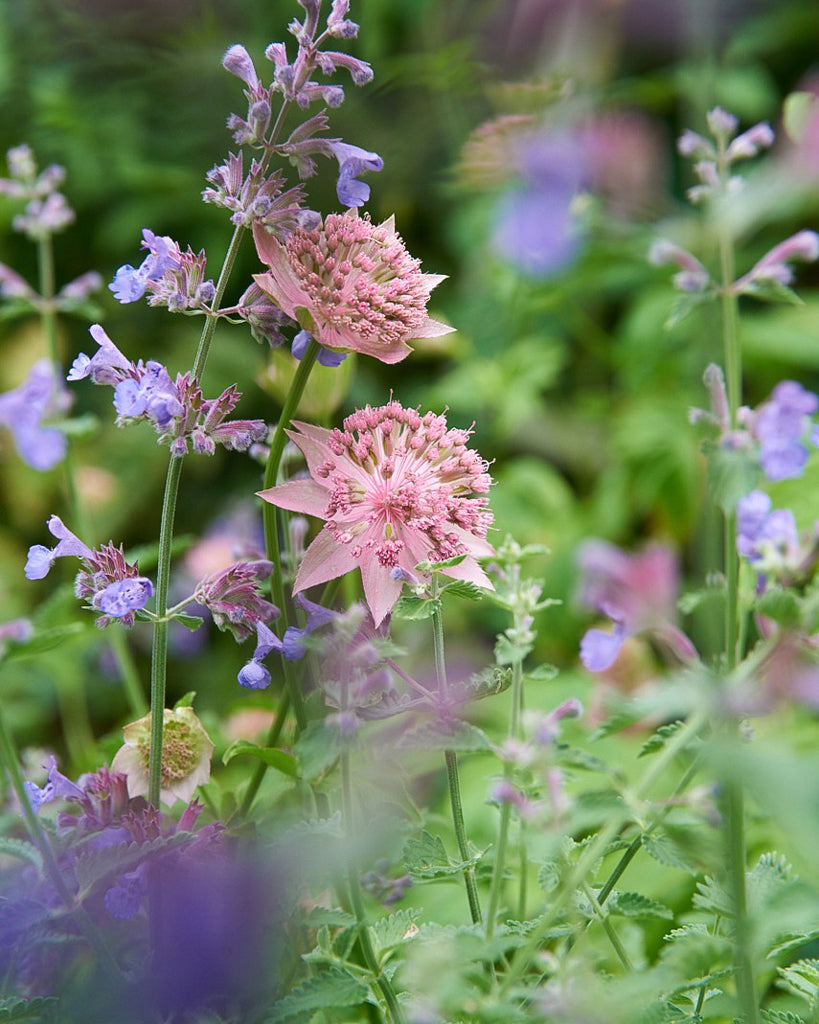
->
[431,578,482,925]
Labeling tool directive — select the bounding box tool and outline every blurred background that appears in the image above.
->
[1,0,818,764]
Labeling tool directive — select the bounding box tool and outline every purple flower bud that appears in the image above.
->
[706,107,739,138]
[237,659,272,690]
[328,0,359,38]
[726,122,775,161]
[222,44,260,90]
[677,129,712,158]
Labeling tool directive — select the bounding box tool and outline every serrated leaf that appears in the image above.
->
[402,830,482,880]
[391,595,439,621]
[665,289,716,329]
[0,837,42,871]
[441,579,485,601]
[768,929,819,960]
[395,719,491,752]
[427,553,467,569]
[776,959,819,1006]
[693,874,733,916]
[267,965,368,1022]
[304,907,357,929]
[0,996,58,1022]
[638,720,689,758]
[762,1009,808,1024]
[642,831,702,875]
[369,908,421,961]
[494,632,532,665]
[222,740,299,777]
[607,890,673,920]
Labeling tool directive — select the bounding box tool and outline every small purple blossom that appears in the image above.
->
[736,490,803,582]
[0,359,71,470]
[291,328,348,366]
[238,619,284,689]
[282,593,337,659]
[24,515,93,580]
[95,578,154,617]
[321,139,383,207]
[577,540,697,672]
[745,380,819,481]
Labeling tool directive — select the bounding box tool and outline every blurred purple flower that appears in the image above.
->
[492,132,588,277]
[0,359,70,471]
[745,380,819,481]
[577,540,697,672]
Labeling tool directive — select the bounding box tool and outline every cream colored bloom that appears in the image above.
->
[111,706,214,807]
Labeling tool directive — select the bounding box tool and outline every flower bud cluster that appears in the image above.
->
[68,325,267,456]
[0,144,75,239]
[677,106,774,205]
[24,515,154,629]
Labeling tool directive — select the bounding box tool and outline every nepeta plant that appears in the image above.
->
[2,3,819,1023]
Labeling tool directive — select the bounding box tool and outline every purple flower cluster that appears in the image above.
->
[68,324,267,456]
[109,229,216,310]
[24,515,153,628]
[577,540,697,673]
[692,365,819,483]
[678,106,775,205]
[237,592,334,688]
[0,358,70,470]
[0,144,75,239]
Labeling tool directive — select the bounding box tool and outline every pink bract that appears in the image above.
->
[252,211,454,364]
[258,401,494,625]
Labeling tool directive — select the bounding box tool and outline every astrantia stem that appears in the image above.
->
[431,576,482,925]
[262,336,321,733]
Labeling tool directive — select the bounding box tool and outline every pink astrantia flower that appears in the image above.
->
[258,401,494,625]
[253,210,454,364]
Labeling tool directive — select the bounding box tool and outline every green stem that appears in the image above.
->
[501,707,708,992]
[0,693,122,980]
[431,578,482,925]
[147,453,183,806]
[261,337,321,735]
[486,655,523,938]
[340,713,405,1024]
[109,626,149,718]
[715,142,757,1024]
[235,685,290,820]
[581,882,632,971]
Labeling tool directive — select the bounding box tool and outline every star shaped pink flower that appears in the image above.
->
[253,211,454,364]
[258,401,494,625]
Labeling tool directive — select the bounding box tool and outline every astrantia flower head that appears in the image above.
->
[253,211,454,364]
[258,401,494,625]
[111,707,214,807]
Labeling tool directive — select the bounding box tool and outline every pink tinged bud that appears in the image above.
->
[726,122,775,161]
[703,363,730,429]
[222,45,259,90]
[706,106,739,138]
[677,130,712,158]
[648,239,710,292]
[735,230,819,292]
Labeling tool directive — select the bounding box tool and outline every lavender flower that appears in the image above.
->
[109,229,180,303]
[26,516,153,628]
[577,540,697,672]
[0,359,70,470]
[0,145,75,239]
[736,490,809,584]
[743,380,819,481]
[238,620,283,689]
[69,325,268,456]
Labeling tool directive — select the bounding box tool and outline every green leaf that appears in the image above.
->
[737,278,804,306]
[0,996,58,1022]
[391,594,439,621]
[776,959,819,1006]
[403,830,481,880]
[2,623,87,662]
[0,837,42,871]
[369,908,420,961]
[222,740,299,777]
[664,289,716,329]
[642,832,701,875]
[440,579,485,601]
[494,632,532,665]
[703,440,761,514]
[638,720,693,758]
[426,553,467,569]
[173,691,196,709]
[606,890,674,920]
[267,965,368,1022]
[783,91,817,143]
[395,720,491,753]
[172,612,205,632]
[754,587,801,629]
[304,907,357,929]
[762,1009,808,1024]
[293,720,342,783]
